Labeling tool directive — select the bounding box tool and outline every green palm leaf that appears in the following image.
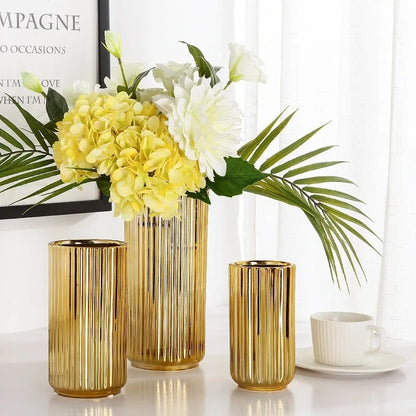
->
[284,161,345,178]
[271,145,336,174]
[249,110,297,164]
[238,109,287,160]
[0,104,73,210]
[240,111,380,289]
[259,122,330,171]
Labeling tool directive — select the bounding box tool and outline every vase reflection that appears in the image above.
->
[48,395,124,416]
[125,368,205,416]
[230,388,294,416]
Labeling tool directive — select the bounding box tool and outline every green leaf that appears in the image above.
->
[238,109,287,160]
[271,146,336,174]
[249,110,298,165]
[0,142,11,152]
[207,157,268,197]
[0,114,35,149]
[284,161,345,178]
[187,187,211,204]
[180,41,220,86]
[302,186,363,203]
[128,67,154,95]
[199,55,220,87]
[312,194,371,219]
[324,211,366,281]
[0,128,24,149]
[306,213,338,285]
[294,176,355,185]
[0,158,54,179]
[322,204,380,241]
[22,180,94,213]
[6,94,50,150]
[11,179,64,205]
[117,85,129,93]
[260,122,330,171]
[43,119,59,131]
[97,176,111,197]
[0,169,59,193]
[0,152,37,172]
[0,165,57,186]
[327,214,381,255]
[45,88,69,121]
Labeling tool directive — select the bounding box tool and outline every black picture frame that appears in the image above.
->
[0,0,111,220]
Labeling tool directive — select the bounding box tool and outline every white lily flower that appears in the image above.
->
[228,43,266,83]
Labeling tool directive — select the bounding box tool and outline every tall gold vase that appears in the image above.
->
[48,240,127,398]
[125,197,208,370]
[229,261,295,391]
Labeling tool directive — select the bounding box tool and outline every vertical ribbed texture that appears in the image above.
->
[229,261,295,391]
[48,240,127,398]
[125,197,208,370]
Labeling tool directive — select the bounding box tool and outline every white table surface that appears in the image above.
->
[1,306,415,416]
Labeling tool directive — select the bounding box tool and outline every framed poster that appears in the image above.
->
[0,0,111,219]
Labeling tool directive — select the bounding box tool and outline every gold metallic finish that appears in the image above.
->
[48,239,127,398]
[125,197,209,370]
[229,261,296,391]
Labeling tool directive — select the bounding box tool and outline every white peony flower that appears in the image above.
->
[62,80,102,107]
[104,62,146,93]
[153,76,242,180]
[228,43,266,83]
[153,62,196,95]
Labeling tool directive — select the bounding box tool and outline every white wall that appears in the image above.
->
[0,212,123,333]
[0,0,240,334]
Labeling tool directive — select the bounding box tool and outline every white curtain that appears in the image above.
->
[236,0,416,341]
[1,0,414,340]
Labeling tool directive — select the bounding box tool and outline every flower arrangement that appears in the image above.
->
[0,31,378,288]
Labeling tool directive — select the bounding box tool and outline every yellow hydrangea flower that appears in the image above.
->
[54,91,205,220]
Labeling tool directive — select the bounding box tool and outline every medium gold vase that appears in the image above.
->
[125,197,208,370]
[48,239,127,398]
[229,261,295,391]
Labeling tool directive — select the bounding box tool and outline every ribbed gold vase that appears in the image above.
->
[229,261,296,391]
[125,197,208,370]
[48,240,127,398]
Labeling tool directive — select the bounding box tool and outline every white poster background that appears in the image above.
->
[0,0,100,206]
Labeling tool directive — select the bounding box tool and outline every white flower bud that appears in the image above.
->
[21,72,44,94]
[103,30,122,59]
[228,43,266,83]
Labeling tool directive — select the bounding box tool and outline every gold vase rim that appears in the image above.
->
[49,239,127,248]
[230,260,294,268]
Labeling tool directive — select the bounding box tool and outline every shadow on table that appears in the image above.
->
[229,387,295,416]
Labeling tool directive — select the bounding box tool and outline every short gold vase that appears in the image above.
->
[48,239,127,398]
[125,197,209,370]
[229,260,296,391]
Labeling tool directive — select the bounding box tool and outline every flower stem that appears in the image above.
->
[118,58,129,88]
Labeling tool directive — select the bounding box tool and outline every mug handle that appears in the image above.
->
[367,325,385,352]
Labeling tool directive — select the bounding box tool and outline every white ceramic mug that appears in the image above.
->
[310,312,385,367]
